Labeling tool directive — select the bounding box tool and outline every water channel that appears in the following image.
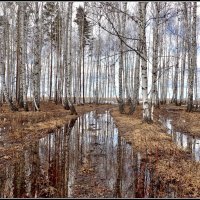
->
[0,110,175,198]
[159,116,200,162]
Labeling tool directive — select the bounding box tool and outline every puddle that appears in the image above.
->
[159,116,200,161]
[0,111,174,198]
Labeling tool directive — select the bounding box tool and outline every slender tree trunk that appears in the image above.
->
[17,4,24,108]
[180,38,186,105]
[49,21,53,101]
[117,2,125,114]
[63,4,70,110]
[187,2,197,112]
[172,7,180,105]
[20,3,29,111]
[32,2,41,111]
[67,2,77,115]
[151,2,160,119]
[139,2,152,123]
[133,24,141,106]
[95,25,100,105]
[0,17,18,111]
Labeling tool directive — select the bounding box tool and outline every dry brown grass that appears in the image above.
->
[159,104,200,137]
[110,105,200,198]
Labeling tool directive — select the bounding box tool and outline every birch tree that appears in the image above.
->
[17,2,29,111]
[65,2,77,115]
[0,16,18,111]
[179,4,187,105]
[63,3,70,110]
[187,2,197,112]
[117,2,125,114]
[139,2,152,123]
[151,2,160,119]
[32,2,41,111]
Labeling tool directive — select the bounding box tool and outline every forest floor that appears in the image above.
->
[110,104,200,198]
[0,101,115,166]
[159,104,200,137]
[0,102,200,197]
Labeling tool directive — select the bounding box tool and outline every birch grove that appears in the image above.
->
[0,2,199,121]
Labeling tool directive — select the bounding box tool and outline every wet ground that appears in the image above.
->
[0,110,178,198]
[159,115,200,162]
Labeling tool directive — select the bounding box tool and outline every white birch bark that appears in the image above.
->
[172,9,180,105]
[67,2,77,115]
[151,2,160,119]
[0,16,18,111]
[117,2,125,114]
[187,2,197,112]
[139,2,152,123]
[133,20,140,107]
[63,3,70,110]
[32,2,41,111]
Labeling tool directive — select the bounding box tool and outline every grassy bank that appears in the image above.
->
[110,106,200,198]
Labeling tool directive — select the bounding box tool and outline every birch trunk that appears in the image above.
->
[67,2,77,115]
[139,2,152,123]
[151,2,159,119]
[187,2,197,112]
[32,2,41,111]
[133,23,140,107]
[19,3,29,111]
[63,4,70,110]
[172,7,180,105]
[0,17,18,111]
[17,4,24,108]
[117,2,125,114]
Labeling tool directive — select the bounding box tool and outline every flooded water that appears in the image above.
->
[159,116,200,162]
[0,111,173,198]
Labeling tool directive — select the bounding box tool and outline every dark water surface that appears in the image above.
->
[0,110,174,198]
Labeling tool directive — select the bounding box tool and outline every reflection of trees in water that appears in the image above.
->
[114,134,122,198]
[30,141,41,197]
[0,111,173,198]
[0,112,136,198]
[160,115,200,162]
[0,118,78,198]
[0,164,14,198]
[187,136,193,154]
[80,111,136,198]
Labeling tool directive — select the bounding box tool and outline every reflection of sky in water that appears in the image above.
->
[174,132,188,150]
[113,128,118,146]
[0,110,168,198]
[37,110,128,197]
[193,138,200,161]
[159,116,200,162]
